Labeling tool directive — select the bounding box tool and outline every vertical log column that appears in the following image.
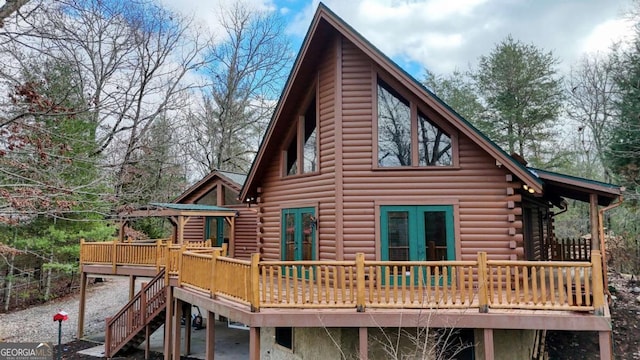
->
[172,298,183,360]
[163,287,173,360]
[599,331,613,360]
[483,329,495,359]
[77,272,88,339]
[249,327,260,360]
[206,311,216,359]
[359,327,368,360]
[590,194,600,251]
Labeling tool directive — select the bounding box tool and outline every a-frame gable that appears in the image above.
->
[240,3,543,201]
[174,170,245,204]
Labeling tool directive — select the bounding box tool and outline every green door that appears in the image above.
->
[381,205,455,283]
[205,217,225,246]
[281,207,316,261]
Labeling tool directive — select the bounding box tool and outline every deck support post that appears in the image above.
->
[205,311,216,359]
[483,328,495,360]
[129,275,136,300]
[77,272,87,339]
[184,303,192,355]
[599,331,612,360]
[172,298,183,360]
[249,327,260,360]
[163,287,173,360]
[359,327,368,360]
[144,324,150,360]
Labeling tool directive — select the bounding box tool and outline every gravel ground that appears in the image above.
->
[0,277,134,344]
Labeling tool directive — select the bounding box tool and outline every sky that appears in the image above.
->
[160,0,635,78]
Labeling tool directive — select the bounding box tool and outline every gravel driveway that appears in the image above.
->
[0,277,134,344]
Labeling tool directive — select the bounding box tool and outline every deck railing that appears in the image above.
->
[80,241,605,314]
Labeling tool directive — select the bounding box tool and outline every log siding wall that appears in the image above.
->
[256,33,523,262]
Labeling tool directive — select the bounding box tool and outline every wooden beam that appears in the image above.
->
[483,329,494,360]
[599,331,612,360]
[359,327,368,360]
[185,304,192,355]
[230,216,236,258]
[249,327,260,360]
[163,288,173,360]
[206,311,216,359]
[129,275,136,300]
[172,298,183,359]
[590,193,600,251]
[77,272,87,339]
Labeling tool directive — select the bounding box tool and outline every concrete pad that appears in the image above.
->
[81,319,249,359]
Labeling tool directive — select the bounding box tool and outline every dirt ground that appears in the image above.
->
[546,271,640,359]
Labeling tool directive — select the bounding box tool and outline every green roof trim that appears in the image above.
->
[529,168,621,191]
[150,202,237,213]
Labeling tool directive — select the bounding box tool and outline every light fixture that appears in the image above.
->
[522,184,529,191]
[528,187,535,194]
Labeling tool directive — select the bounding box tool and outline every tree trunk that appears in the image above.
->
[4,253,15,312]
[44,252,53,300]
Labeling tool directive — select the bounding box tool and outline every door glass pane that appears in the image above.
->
[377,81,411,167]
[285,212,295,261]
[424,211,447,260]
[301,213,314,260]
[387,211,409,261]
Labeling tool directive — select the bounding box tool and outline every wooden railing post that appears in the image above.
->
[356,253,365,312]
[222,243,228,257]
[112,241,117,273]
[141,282,147,324]
[250,253,260,312]
[79,238,85,267]
[155,240,162,271]
[591,250,605,315]
[105,317,112,358]
[477,252,489,313]
[210,250,219,299]
[177,244,186,287]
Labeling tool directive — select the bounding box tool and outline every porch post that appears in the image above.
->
[599,331,613,360]
[77,272,87,339]
[163,287,173,360]
[172,298,183,359]
[249,327,260,360]
[359,327,368,360]
[483,328,495,359]
[205,311,216,359]
[128,275,136,300]
[590,193,600,251]
[184,303,192,355]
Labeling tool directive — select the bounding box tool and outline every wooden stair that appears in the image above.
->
[105,269,168,358]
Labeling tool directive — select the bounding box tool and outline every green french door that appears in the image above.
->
[380,205,455,283]
[281,207,316,261]
[205,217,226,246]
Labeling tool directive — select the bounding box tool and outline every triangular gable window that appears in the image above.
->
[377,77,455,168]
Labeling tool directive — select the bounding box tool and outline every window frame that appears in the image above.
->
[281,82,320,178]
[373,73,459,170]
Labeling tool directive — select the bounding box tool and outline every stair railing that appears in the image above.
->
[105,268,167,358]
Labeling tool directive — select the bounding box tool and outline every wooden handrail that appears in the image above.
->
[81,240,607,315]
[104,269,167,358]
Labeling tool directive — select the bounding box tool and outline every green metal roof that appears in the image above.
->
[150,202,237,213]
[529,168,621,191]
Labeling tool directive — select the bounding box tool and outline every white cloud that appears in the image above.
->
[581,18,635,54]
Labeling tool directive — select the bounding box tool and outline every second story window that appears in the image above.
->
[284,96,317,176]
[377,77,455,168]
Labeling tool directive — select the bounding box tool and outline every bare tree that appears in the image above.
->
[0,0,29,27]
[0,0,213,209]
[566,53,617,181]
[184,1,292,177]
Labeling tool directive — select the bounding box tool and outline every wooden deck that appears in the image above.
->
[80,241,606,315]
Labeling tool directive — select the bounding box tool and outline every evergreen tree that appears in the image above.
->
[473,35,564,166]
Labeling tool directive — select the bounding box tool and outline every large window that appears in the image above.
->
[285,97,317,176]
[377,78,454,168]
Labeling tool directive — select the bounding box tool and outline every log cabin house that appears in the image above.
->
[78,4,622,359]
